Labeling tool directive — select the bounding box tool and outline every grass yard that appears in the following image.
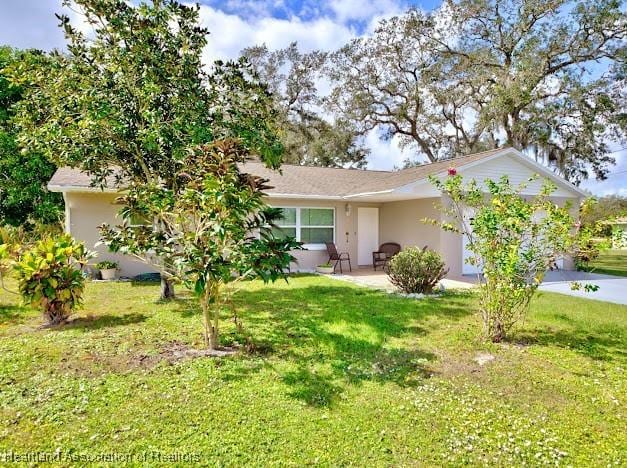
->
[0,275,625,466]
[587,249,627,277]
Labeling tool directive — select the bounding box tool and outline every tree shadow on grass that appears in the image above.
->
[61,313,148,331]
[0,304,26,324]
[129,281,161,288]
[514,326,626,362]
[217,280,471,406]
[169,296,200,318]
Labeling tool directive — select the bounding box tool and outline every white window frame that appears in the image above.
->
[274,206,336,251]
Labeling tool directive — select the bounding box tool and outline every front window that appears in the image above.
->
[274,207,335,249]
[272,207,297,239]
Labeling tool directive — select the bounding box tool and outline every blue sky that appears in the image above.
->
[0,0,624,196]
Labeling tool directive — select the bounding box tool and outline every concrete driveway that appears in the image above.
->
[331,268,627,305]
[538,270,627,305]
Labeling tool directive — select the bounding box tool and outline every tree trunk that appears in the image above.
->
[201,282,221,350]
[490,320,505,343]
[160,276,175,300]
[45,303,69,325]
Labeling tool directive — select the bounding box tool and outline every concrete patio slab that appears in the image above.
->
[325,268,627,305]
[327,268,476,292]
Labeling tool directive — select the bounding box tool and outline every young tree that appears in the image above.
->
[100,140,300,350]
[430,173,580,342]
[327,1,626,182]
[0,46,62,226]
[243,43,369,168]
[9,0,283,299]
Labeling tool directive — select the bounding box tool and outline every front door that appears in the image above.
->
[357,207,379,265]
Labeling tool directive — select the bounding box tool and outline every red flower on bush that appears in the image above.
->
[447,167,457,176]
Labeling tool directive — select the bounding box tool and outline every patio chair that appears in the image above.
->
[325,242,352,274]
[372,242,401,271]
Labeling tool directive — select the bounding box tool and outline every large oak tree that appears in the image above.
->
[327,0,626,183]
[243,43,369,168]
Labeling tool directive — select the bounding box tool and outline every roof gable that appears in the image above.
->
[457,149,586,198]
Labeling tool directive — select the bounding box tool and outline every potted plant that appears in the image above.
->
[316,262,335,274]
[95,260,118,280]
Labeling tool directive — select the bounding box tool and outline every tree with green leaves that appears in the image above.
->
[9,0,283,299]
[100,140,300,349]
[430,173,587,342]
[243,42,369,168]
[0,46,62,226]
[327,0,626,183]
[580,194,627,234]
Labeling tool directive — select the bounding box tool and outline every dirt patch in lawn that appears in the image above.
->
[433,350,496,378]
[153,341,239,362]
[128,341,240,370]
[57,341,240,377]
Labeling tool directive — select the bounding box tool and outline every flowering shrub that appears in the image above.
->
[387,246,448,294]
[429,174,580,342]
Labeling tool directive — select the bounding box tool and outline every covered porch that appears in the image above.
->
[276,192,467,278]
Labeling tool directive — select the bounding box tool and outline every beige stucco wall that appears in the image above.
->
[64,192,157,277]
[378,197,465,277]
[63,190,581,278]
[65,192,383,275]
[378,197,442,250]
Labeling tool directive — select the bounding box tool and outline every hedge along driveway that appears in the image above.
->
[0,275,625,465]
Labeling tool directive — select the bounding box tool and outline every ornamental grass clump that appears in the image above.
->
[13,234,92,325]
[387,246,448,294]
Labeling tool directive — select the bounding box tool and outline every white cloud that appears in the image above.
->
[328,0,404,23]
[364,130,414,170]
[196,4,356,63]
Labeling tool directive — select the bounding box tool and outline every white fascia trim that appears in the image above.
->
[342,189,395,199]
[267,193,344,200]
[47,185,122,193]
[393,178,436,195]
[62,192,71,234]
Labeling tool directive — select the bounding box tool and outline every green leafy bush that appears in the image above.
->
[95,261,118,270]
[13,234,92,325]
[387,246,448,294]
[0,223,62,246]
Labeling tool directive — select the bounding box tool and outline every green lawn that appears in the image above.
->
[587,249,627,277]
[0,276,625,466]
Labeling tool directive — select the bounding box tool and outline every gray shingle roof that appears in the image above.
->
[48,147,507,197]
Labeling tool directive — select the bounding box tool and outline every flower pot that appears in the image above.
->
[316,265,335,274]
[100,268,117,280]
